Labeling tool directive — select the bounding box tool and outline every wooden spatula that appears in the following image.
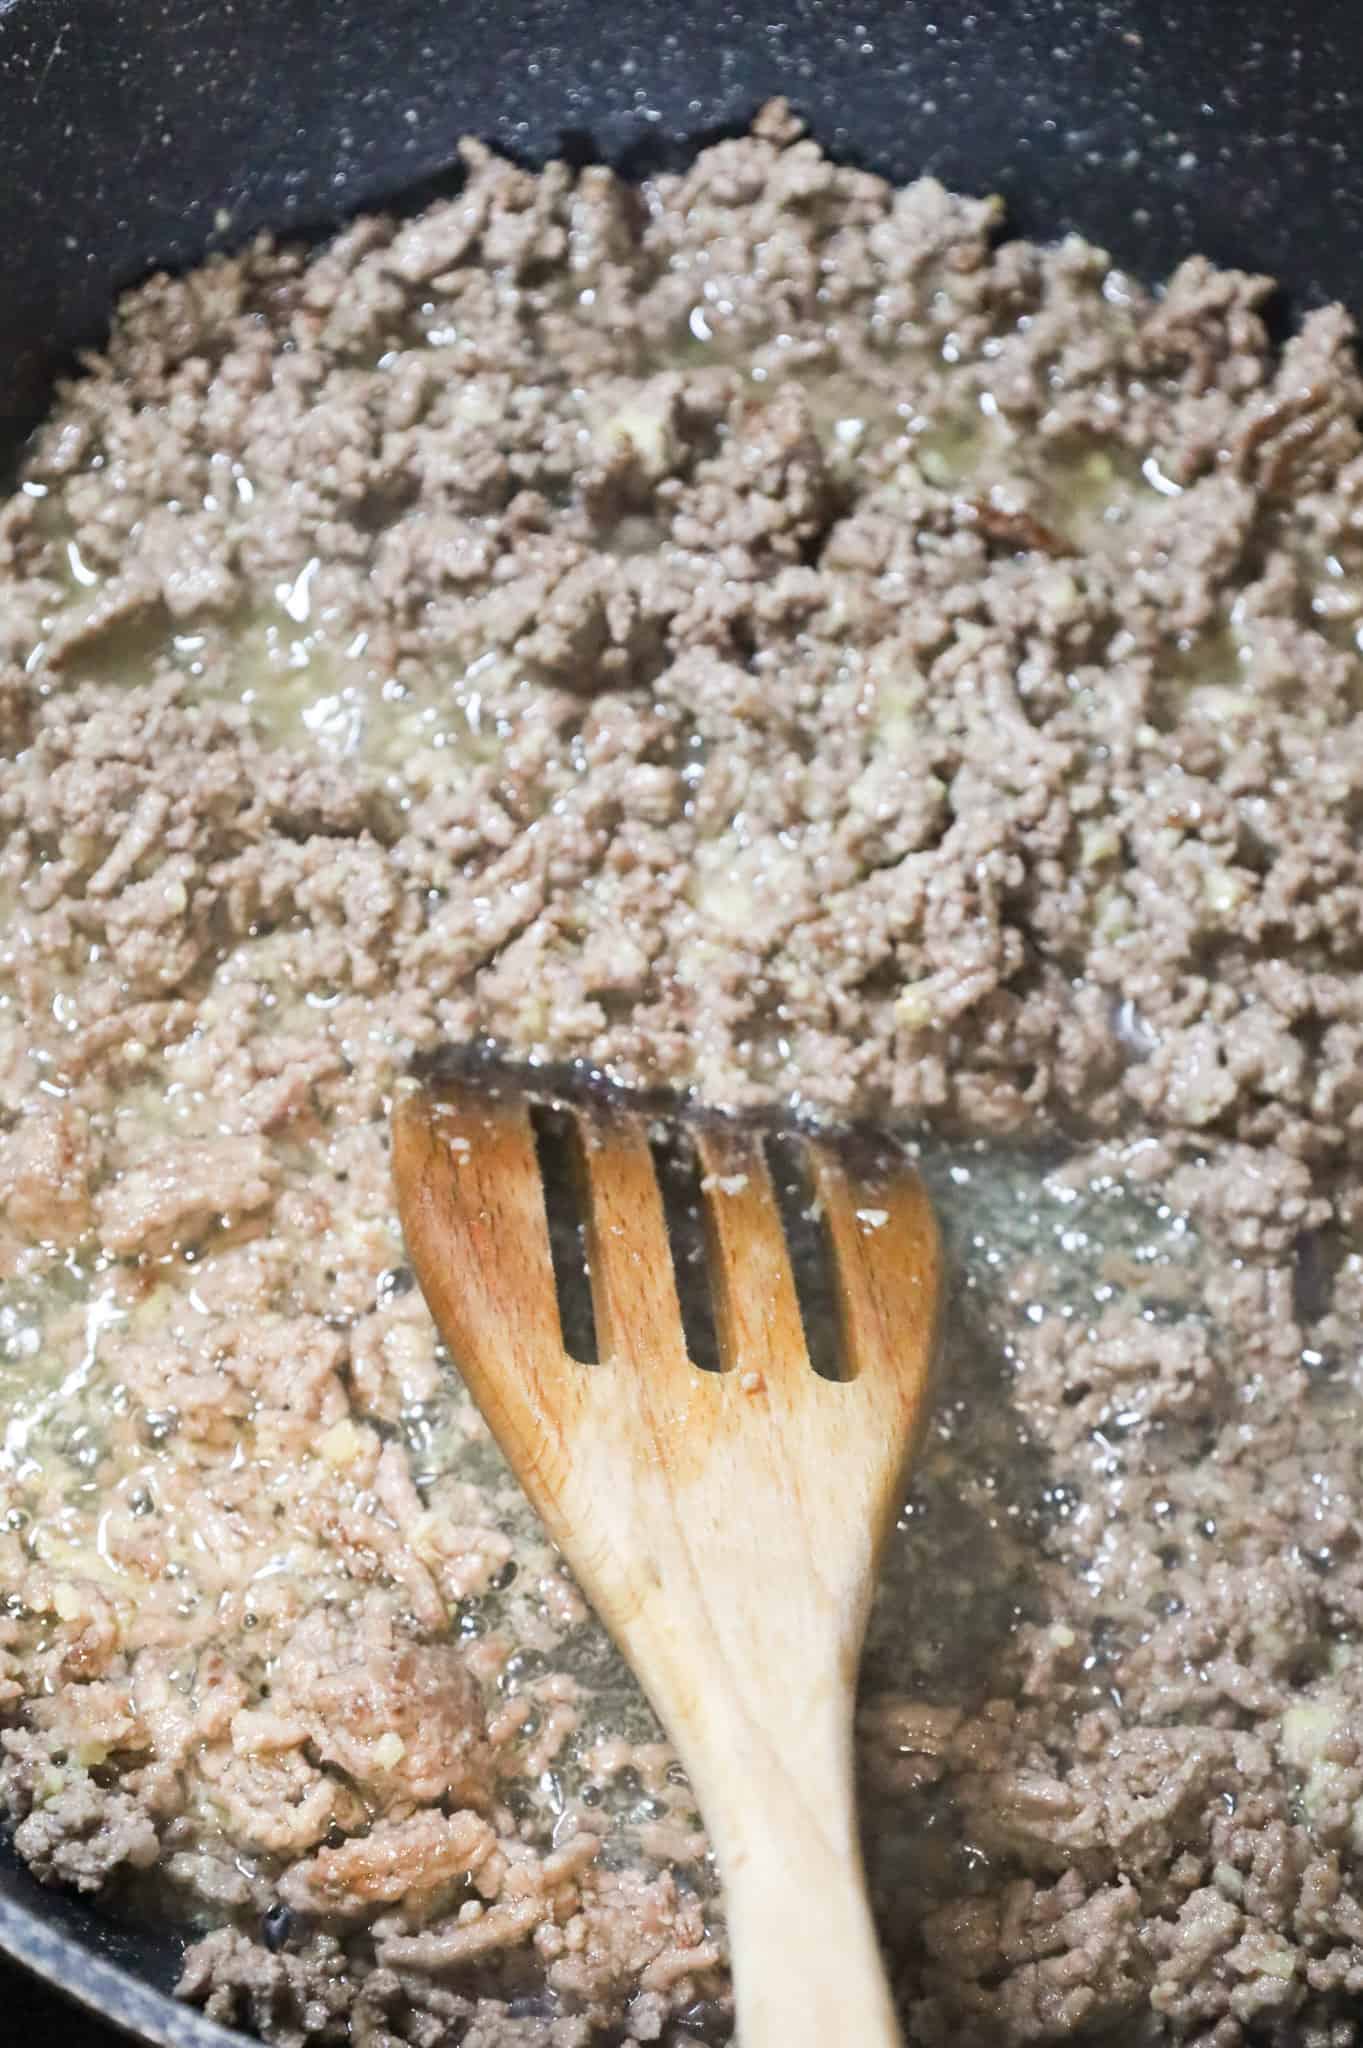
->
[392,1070,941,2048]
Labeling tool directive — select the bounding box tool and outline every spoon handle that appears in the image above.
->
[680,1693,904,2048]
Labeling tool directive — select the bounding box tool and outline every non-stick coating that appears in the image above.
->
[2,0,1362,2039]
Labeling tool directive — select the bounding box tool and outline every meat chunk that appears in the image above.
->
[95,1134,278,1255]
[271,1601,493,1810]
[10,1772,159,1892]
[279,1809,497,1916]
[0,1101,97,1244]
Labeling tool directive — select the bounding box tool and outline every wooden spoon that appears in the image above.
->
[392,1075,941,2048]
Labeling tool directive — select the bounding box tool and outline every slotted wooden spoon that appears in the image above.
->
[392,1074,941,2048]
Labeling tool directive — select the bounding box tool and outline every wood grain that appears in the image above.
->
[392,1082,942,2048]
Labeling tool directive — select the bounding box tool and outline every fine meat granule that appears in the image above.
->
[4,101,1363,2045]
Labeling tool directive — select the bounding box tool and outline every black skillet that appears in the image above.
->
[2,0,1362,2039]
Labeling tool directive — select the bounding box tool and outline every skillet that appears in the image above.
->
[2,0,1363,2038]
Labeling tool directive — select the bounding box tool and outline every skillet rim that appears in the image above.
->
[0,1882,248,2048]
[5,0,1363,2042]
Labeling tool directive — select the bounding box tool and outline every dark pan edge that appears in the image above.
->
[0,1885,246,2048]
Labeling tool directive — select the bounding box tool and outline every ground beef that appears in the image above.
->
[268,1603,493,1812]
[5,101,1363,2047]
[11,1782,160,1892]
[0,1100,98,1257]
[0,1730,160,1892]
[95,1134,280,1256]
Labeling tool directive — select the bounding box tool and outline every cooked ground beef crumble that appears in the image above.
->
[4,99,1363,2045]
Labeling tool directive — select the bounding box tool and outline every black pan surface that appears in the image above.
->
[2,0,1363,2039]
